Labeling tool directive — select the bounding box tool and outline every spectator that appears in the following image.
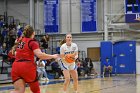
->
[56,46,60,54]
[36,58,49,81]
[56,39,66,54]
[82,58,94,77]
[0,33,3,46]
[17,27,23,37]
[87,58,93,74]
[50,58,63,79]
[2,27,8,39]
[76,58,83,76]
[40,34,50,50]
[103,57,112,77]
[8,35,15,48]
[0,18,4,28]
[0,18,4,33]
[16,23,21,32]
[0,46,3,55]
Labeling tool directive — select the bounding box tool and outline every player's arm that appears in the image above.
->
[30,41,59,60]
[34,49,58,60]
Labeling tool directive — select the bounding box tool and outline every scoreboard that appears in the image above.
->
[125,0,140,23]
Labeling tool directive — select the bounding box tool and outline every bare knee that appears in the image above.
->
[14,86,25,93]
[64,78,70,84]
[73,77,78,82]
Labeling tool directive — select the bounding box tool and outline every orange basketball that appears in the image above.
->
[65,54,75,63]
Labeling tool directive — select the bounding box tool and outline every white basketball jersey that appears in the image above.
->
[60,42,78,55]
[59,42,78,70]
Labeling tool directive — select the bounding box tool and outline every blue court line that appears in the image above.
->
[0,76,97,91]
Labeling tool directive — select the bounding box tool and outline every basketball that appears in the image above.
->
[65,54,75,63]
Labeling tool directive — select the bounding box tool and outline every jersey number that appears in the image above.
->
[18,42,25,49]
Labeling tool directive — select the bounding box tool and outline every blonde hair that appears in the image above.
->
[23,25,34,38]
[60,39,66,46]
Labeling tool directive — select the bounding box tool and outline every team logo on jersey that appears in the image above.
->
[65,51,74,54]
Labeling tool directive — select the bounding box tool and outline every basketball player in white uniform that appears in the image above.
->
[59,33,78,93]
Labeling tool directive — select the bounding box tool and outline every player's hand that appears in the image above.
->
[71,53,77,60]
[69,54,75,60]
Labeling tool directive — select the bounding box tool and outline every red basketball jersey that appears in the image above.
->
[15,37,39,62]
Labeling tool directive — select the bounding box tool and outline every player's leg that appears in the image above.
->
[59,60,70,92]
[108,66,113,76]
[41,68,49,80]
[69,63,78,92]
[23,65,40,93]
[103,66,106,77]
[70,70,78,92]
[28,81,40,93]
[62,70,71,92]
[109,66,112,72]
[10,79,25,93]
[37,68,43,80]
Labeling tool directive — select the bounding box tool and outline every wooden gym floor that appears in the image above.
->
[0,75,139,93]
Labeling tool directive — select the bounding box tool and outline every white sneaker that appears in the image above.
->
[59,76,63,79]
[85,74,87,78]
[46,78,49,81]
[40,78,46,81]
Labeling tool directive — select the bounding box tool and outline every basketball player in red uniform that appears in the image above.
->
[10,25,59,93]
